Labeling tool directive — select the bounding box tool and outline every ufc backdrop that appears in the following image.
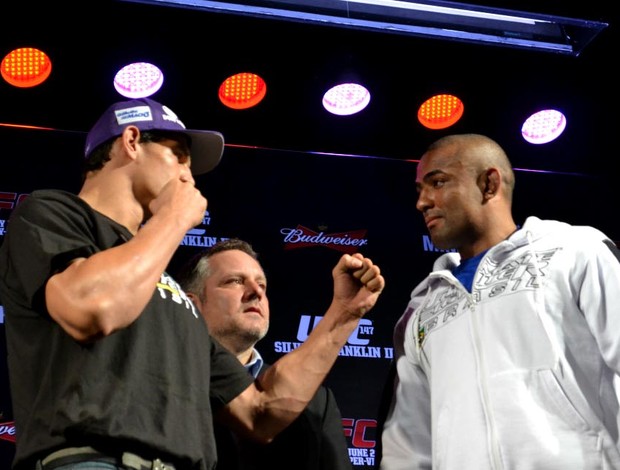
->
[0,126,618,469]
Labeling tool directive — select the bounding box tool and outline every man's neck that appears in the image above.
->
[237,347,256,366]
[460,220,518,260]
[79,173,144,234]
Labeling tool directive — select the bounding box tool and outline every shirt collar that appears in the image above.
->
[244,348,264,378]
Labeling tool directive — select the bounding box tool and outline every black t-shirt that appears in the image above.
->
[0,189,254,470]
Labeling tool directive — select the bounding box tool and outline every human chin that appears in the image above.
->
[429,230,453,250]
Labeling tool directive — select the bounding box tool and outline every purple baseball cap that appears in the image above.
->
[84,98,224,175]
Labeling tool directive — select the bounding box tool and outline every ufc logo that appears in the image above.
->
[0,192,29,211]
[342,418,376,448]
[297,315,373,345]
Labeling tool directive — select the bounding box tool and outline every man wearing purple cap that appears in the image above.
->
[0,98,385,470]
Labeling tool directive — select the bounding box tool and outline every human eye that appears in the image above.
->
[432,177,446,188]
[223,276,243,286]
[175,151,190,164]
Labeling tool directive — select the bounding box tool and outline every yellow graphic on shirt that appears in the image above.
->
[156,273,198,318]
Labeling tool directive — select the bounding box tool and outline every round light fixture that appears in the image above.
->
[1,47,52,88]
[219,72,267,110]
[418,94,464,130]
[113,62,164,99]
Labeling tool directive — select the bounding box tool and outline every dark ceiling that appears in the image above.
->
[0,0,616,178]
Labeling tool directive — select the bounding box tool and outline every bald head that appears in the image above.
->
[425,134,515,202]
[416,133,518,258]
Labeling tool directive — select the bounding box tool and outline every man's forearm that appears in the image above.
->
[251,304,360,440]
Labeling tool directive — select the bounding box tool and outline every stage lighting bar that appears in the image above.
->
[120,0,608,56]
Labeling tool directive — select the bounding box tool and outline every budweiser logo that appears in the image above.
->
[280,226,368,253]
[0,421,15,443]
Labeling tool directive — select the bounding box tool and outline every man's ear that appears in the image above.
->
[186,291,198,303]
[121,126,141,156]
[482,168,500,200]
[186,291,205,310]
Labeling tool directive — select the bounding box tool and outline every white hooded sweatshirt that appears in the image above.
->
[380,216,620,470]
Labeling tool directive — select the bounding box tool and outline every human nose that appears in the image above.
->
[245,280,265,300]
[180,165,195,185]
[416,188,431,213]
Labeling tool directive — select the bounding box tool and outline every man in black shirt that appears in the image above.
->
[0,98,385,470]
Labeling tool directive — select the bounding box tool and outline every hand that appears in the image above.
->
[149,178,207,230]
[331,253,385,319]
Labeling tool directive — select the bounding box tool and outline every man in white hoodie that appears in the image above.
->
[378,133,620,469]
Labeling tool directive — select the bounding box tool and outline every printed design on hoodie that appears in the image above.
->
[417,284,470,346]
[417,247,560,346]
[473,248,559,302]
